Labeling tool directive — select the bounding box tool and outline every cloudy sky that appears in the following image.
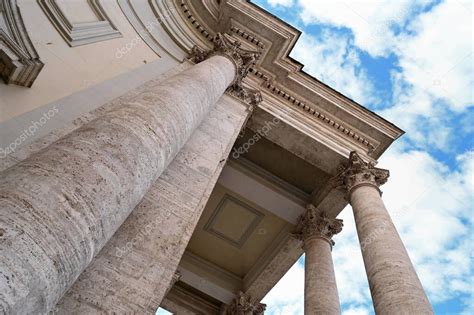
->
[252,0,473,314]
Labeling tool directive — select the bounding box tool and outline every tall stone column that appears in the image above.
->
[225,292,266,315]
[295,204,343,315]
[337,151,433,314]
[0,33,260,314]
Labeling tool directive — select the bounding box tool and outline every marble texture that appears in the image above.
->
[295,205,342,315]
[54,95,249,313]
[0,55,236,314]
[304,237,340,315]
[350,185,433,314]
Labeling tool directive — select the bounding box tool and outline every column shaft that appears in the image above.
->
[304,237,340,315]
[0,55,235,314]
[350,185,432,314]
[54,95,250,313]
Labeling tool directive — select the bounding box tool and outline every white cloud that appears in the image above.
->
[379,147,473,303]
[297,0,429,57]
[341,146,473,308]
[381,0,473,150]
[296,0,473,149]
[264,148,473,314]
[268,0,294,7]
[291,31,376,105]
[262,1,473,313]
[262,260,304,315]
[395,0,473,110]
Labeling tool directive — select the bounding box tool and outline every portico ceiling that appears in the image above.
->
[186,184,288,277]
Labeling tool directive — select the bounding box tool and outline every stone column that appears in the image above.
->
[225,292,266,315]
[337,151,433,314]
[295,204,343,315]
[0,33,260,314]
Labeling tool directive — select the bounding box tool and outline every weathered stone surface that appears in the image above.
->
[295,205,342,315]
[54,95,249,313]
[0,55,236,314]
[339,151,432,314]
[350,185,433,315]
[304,238,340,315]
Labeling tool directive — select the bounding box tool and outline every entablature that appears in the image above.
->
[166,0,403,164]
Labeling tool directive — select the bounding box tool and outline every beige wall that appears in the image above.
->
[0,0,162,122]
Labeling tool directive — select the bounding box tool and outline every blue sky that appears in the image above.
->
[251,0,473,314]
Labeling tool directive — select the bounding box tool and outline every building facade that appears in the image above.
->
[0,0,432,314]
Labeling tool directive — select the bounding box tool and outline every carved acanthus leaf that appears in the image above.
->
[294,204,343,246]
[189,32,263,107]
[332,151,389,196]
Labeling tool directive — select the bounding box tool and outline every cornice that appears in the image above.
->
[230,24,266,50]
[169,0,403,159]
[178,0,213,43]
[259,77,378,154]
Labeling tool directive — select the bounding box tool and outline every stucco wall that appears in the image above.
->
[0,0,179,122]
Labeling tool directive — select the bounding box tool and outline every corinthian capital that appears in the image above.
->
[333,151,389,197]
[190,33,262,106]
[294,204,343,247]
[226,292,266,315]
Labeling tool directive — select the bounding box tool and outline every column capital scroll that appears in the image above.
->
[294,204,343,247]
[333,151,389,198]
[190,33,263,107]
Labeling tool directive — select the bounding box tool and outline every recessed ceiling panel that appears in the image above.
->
[204,194,263,248]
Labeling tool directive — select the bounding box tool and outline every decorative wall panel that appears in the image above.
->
[38,0,121,47]
[204,194,264,248]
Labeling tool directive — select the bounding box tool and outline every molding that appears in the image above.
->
[204,193,264,249]
[229,23,266,50]
[175,0,404,158]
[228,157,309,204]
[202,0,220,21]
[259,77,379,154]
[218,162,306,224]
[175,1,382,156]
[178,265,236,304]
[181,251,242,290]
[0,0,44,87]
[162,282,223,314]
[37,0,121,47]
[178,0,213,44]
[244,231,303,300]
[242,225,293,289]
[150,0,208,53]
